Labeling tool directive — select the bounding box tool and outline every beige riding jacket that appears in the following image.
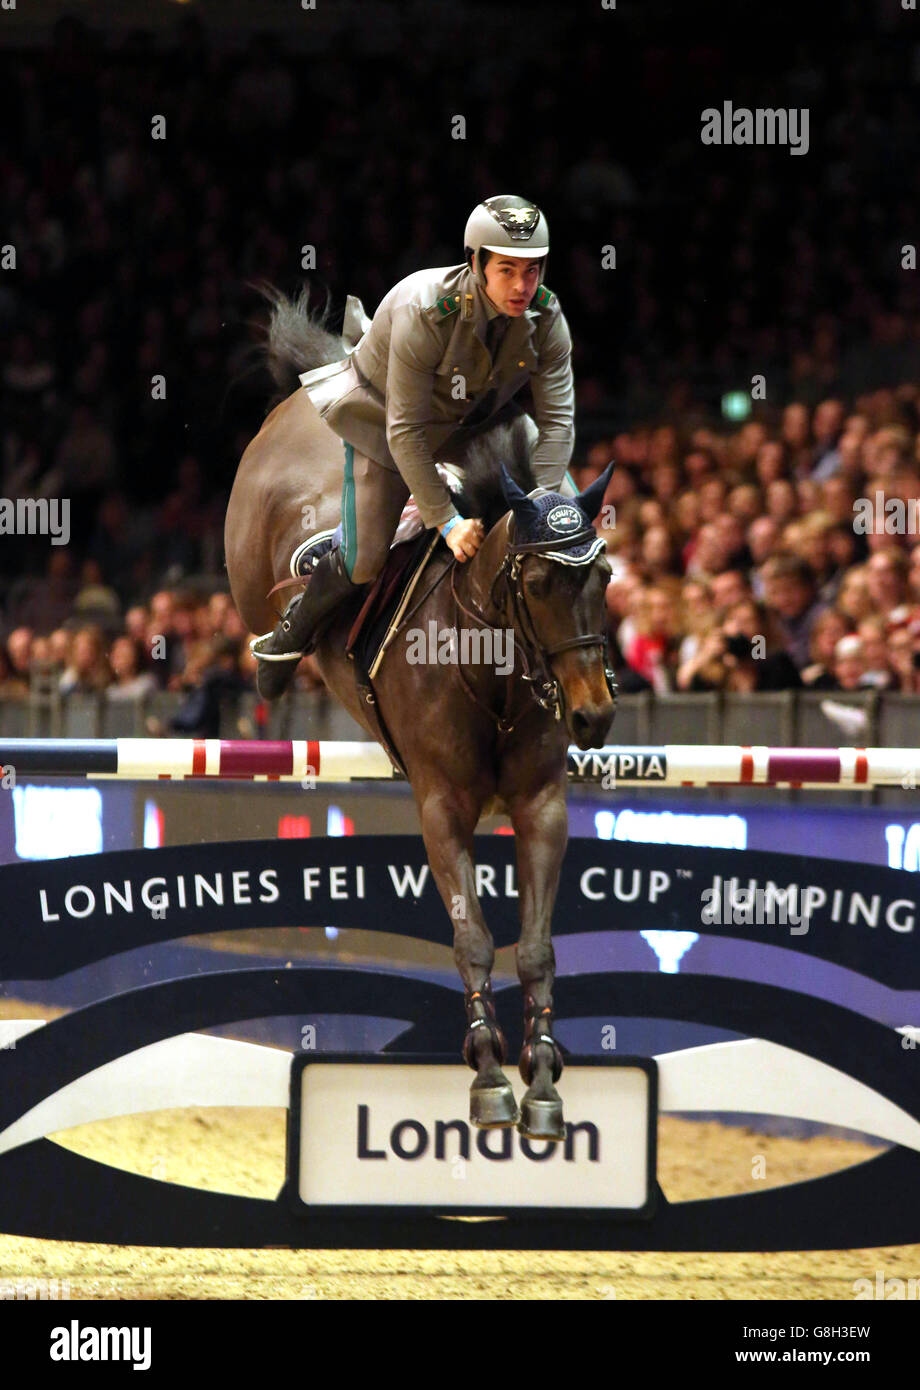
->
[299,263,575,530]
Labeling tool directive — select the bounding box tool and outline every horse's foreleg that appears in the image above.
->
[417,788,519,1128]
[508,780,569,1141]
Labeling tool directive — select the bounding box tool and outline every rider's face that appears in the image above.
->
[480,255,543,316]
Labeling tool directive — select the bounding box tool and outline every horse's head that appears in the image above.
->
[497,464,617,750]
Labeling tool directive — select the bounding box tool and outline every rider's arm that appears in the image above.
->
[385,305,459,532]
[528,309,575,493]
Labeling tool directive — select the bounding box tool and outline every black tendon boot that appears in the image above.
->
[251,548,357,699]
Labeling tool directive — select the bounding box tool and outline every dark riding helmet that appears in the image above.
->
[464,195,550,289]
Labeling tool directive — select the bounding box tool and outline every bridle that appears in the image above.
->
[450,523,619,733]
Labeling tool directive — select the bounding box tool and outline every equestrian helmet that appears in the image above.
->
[464,195,549,288]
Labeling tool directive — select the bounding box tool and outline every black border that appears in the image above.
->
[282,1052,659,1223]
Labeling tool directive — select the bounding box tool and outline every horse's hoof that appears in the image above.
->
[470,1085,520,1129]
[518,1098,566,1143]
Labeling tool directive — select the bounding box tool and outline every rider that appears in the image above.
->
[253,194,578,696]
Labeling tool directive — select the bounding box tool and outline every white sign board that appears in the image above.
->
[288,1058,656,1218]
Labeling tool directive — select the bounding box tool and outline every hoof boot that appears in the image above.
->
[517,1098,566,1143]
[470,1084,520,1129]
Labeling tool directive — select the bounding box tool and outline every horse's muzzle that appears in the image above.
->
[569,699,616,751]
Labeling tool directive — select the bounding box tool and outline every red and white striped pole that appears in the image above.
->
[0,739,916,788]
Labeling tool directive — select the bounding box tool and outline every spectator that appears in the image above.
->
[618,584,678,693]
[639,524,680,581]
[810,398,846,480]
[675,578,717,673]
[107,635,157,700]
[73,558,121,623]
[761,553,825,669]
[58,624,110,694]
[887,623,920,694]
[755,440,789,489]
[709,569,750,612]
[1,630,31,698]
[747,516,781,578]
[781,403,812,476]
[827,634,871,692]
[670,490,702,547]
[169,635,246,737]
[765,479,798,528]
[801,610,850,687]
[685,522,731,581]
[836,566,875,625]
[727,483,763,527]
[48,627,73,672]
[6,628,33,690]
[865,549,908,617]
[678,598,801,692]
[856,617,893,688]
[0,644,19,699]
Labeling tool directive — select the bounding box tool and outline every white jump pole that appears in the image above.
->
[0,739,917,788]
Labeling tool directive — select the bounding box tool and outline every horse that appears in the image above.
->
[225,287,617,1140]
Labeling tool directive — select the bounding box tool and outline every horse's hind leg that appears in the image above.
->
[507,780,569,1142]
[416,784,519,1128]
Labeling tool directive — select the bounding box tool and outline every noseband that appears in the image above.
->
[451,524,619,730]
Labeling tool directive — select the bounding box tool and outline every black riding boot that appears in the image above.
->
[252,548,357,700]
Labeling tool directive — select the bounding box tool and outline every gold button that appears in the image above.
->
[518,360,525,367]
[454,295,460,302]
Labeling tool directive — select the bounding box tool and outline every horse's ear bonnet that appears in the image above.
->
[500,464,611,566]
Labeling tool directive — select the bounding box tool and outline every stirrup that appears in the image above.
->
[250,637,304,663]
[250,603,307,662]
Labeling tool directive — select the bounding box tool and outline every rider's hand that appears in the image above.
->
[442,517,485,562]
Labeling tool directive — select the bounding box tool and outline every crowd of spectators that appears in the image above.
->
[2,9,920,716]
[0,584,270,735]
[589,389,920,698]
[3,386,920,719]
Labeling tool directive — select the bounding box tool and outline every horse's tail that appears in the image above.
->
[251,281,344,402]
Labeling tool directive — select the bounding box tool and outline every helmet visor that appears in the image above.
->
[480,244,548,257]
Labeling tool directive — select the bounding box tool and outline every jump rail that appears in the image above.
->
[0,738,916,787]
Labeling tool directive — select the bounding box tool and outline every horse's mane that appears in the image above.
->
[450,411,538,531]
[258,282,540,529]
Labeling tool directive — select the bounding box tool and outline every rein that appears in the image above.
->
[450,525,617,735]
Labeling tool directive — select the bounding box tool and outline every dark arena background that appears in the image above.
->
[1,0,920,1351]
